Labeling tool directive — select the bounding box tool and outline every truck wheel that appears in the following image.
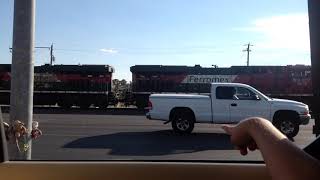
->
[171,112,194,134]
[274,118,299,138]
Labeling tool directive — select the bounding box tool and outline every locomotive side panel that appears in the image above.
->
[130,65,312,109]
[0,64,114,108]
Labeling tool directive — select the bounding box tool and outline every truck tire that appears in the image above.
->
[171,111,195,134]
[273,117,299,138]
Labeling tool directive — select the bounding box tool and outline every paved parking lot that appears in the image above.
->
[2,112,317,161]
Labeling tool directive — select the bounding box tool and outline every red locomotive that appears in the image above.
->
[0,64,114,108]
[130,65,312,109]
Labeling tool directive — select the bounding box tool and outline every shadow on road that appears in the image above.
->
[63,130,234,156]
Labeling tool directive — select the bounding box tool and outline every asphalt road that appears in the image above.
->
[1,112,317,161]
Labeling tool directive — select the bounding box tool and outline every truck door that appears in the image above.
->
[229,87,271,123]
[212,86,234,123]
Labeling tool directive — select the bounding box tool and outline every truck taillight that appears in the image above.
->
[147,100,153,110]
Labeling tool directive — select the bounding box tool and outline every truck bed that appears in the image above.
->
[149,94,212,123]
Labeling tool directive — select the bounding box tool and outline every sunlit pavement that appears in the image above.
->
[2,113,316,161]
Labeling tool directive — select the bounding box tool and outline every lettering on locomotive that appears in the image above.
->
[182,75,237,84]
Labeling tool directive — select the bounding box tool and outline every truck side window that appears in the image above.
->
[235,87,256,100]
[216,86,236,99]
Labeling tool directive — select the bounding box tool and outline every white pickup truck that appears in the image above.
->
[146,83,311,138]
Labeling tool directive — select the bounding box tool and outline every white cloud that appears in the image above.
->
[99,48,118,54]
[236,13,310,52]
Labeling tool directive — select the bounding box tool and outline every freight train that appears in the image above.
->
[0,64,114,108]
[130,65,314,109]
[0,64,315,111]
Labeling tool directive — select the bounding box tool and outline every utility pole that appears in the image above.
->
[50,44,54,65]
[243,43,253,66]
[34,43,55,65]
[9,0,35,160]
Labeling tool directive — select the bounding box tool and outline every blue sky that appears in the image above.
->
[0,0,310,80]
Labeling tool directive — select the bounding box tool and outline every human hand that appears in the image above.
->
[222,118,261,155]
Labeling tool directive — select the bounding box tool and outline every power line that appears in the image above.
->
[34,43,55,65]
[243,43,253,66]
[9,43,55,65]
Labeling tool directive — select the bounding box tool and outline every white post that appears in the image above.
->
[9,0,35,160]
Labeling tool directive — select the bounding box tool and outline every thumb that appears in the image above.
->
[221,125,233,135]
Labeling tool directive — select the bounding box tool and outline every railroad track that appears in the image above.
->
[0,105,147,115]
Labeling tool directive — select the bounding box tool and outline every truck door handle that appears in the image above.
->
[231,103,237,107]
